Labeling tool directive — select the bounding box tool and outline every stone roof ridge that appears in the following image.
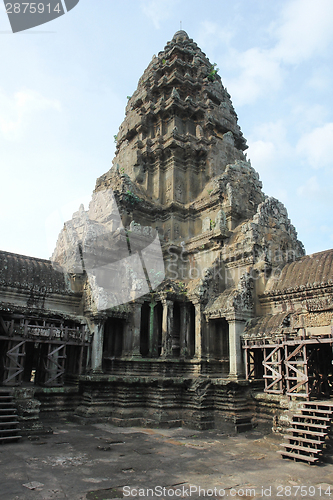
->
[0,248,74,295]
[265,247,333,295]
[0,248,52,264]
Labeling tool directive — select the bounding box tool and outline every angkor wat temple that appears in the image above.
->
[1,32,333,457]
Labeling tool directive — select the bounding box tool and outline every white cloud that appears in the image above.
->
[227,47,282,105]
[247,120,292,168]
[0,89,61,140]
[247,140,275,172]
[140,0,179,29]
[197,21,234,53]
[296,123,333,169]
[291,104,328,129]
[225,0,333,106]
[297,176,332,204]
[273,0,333,64]
[320,225,333,241]
[252,120,288,143]
[308,68,332,91]
[297,176,321,197]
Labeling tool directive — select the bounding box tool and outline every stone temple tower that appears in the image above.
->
[51,31,304,428]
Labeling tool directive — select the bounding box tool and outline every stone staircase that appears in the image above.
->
[0,389,22,444]
[279,401,333,464]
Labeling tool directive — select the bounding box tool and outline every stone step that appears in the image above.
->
[0,408,16,413]
[278,450,319,463]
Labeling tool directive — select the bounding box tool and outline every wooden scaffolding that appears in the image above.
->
[0,315,90,387]
[244,331,333,400]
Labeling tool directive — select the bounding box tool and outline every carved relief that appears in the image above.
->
[175,182,183,203]
[165,180,172,202]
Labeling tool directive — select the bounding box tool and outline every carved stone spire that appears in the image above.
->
[102,31,248,207]
[54,32,304,304]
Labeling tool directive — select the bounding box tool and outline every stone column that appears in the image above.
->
[180,303,189,358]
[128,299,144,359]
[122,318,132,357]
[205,316,213,360]
[161,299,173,358]
[90,320,105,373]
[228,319,245,378]
[149,301,157,357]
[193,302,202,360]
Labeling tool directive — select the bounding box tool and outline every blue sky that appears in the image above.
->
[0,0,332,259]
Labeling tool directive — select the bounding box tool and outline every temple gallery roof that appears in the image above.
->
[0,250,74,295]
[266,248,333,295]
[243,312,290,339]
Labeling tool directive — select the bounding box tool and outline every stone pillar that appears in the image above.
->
[13,387,44,435]
[228,319,245,378]
[180,303,188,357]
[122,318,132,357]
[90,320,105,373]
[205,317,213,360]
[129,299,144,358]
[149,301,157,357]
[161,299,173,358]
[194,302,202,359]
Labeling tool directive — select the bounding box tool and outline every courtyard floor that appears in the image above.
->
[1,420,333,500]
